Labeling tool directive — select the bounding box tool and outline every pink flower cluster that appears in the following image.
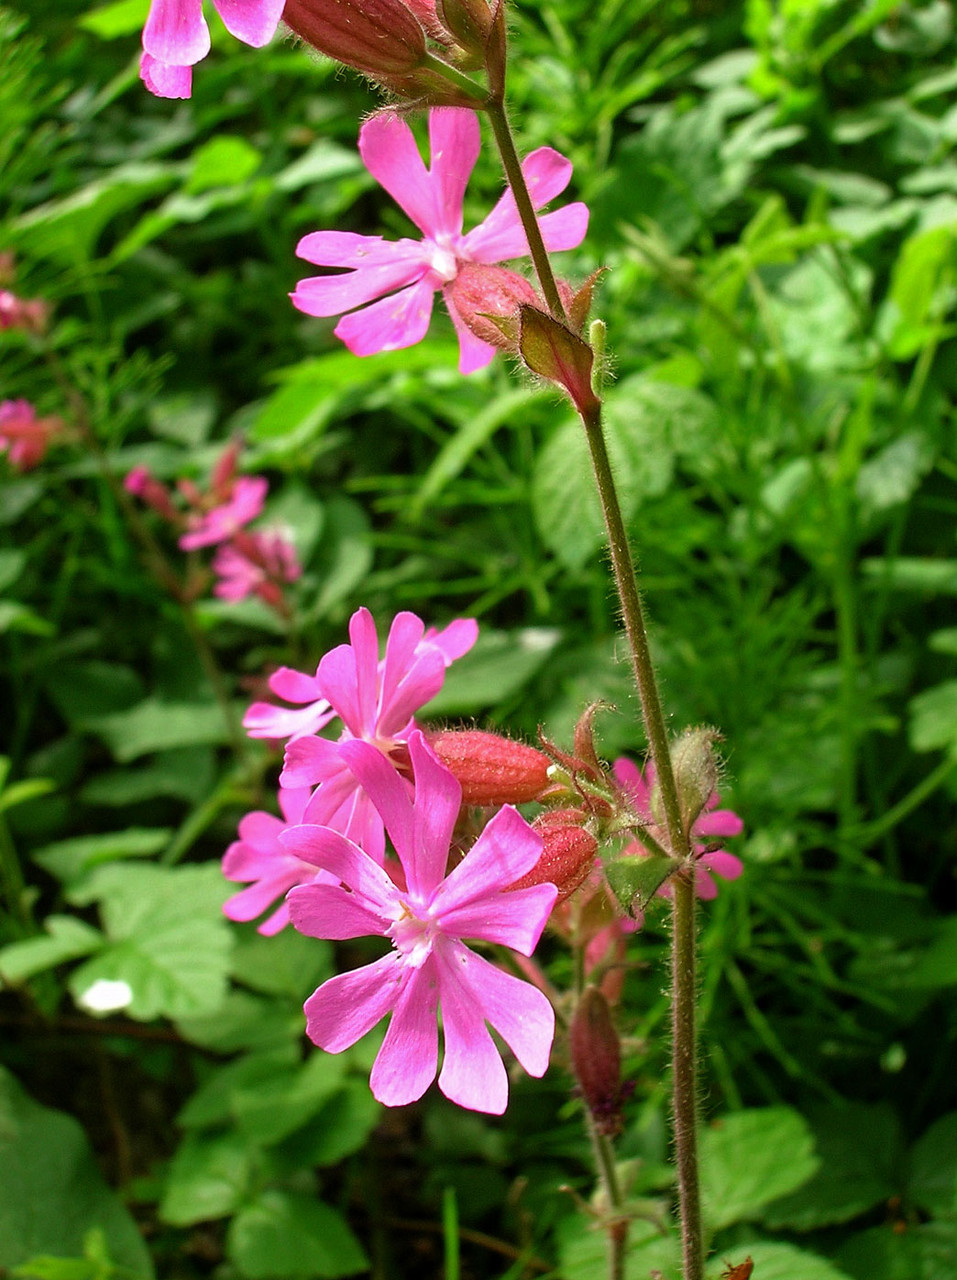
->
[0,400,64,472]
[125,442,300,612]
[223,607,558,1112]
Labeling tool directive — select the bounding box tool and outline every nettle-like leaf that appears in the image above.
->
[700,1107,820,1230]
[66,863,232,1021]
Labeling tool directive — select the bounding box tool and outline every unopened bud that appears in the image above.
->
[670,727,721,834]
[517,304,599,416]
[282,0,428,77]
[427,729,550,805]
[447,263,541,350]
[569,986,624,1136]
[510,809,598,901]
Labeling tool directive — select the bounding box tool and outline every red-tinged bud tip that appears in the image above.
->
[510,808,598,902]
[569,985,624,1136]
[447,263,542,351]
[283,0,428,76]
[427,729,551,806]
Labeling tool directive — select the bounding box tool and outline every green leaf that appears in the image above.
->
[0,602,55,636]
[80,747,216,808]
[856,432,936,520]
[33,828,172,883]
[44,662,145,729]
[79,0,149,38]
[862,558,957,595]
[909,1112,957,1217]
[421,628,559,716]
[0,778,56,815]
[605,854,679,915]
[226,1189,368,1278]
[700,1107,820,1229]
[837,1222,957,1280]
[0,1067,152,1276]
[86,698,233,762]
[187,136,262,194]
[274,1080,380,1169]
[159,1133,255,1227]
[67,864,232,1021]
[909,681,957,753]
[762,1103,901,1229]
[0,548,26,592]
[177,1048,300,1130]
[0,917,105,985]
[176,989,304,1052]
[707,1242,853,1280]
[230,926,332,999]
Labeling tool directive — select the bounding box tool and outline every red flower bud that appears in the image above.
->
[569,985,624,1136]
[282,0,428,76]
[427,729,550,805]
[510,808,598,902]
[446,263,541,351]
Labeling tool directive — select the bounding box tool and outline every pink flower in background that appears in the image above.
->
[212,529,301,606]
[179,475,267,550]
[291,108,588,373]
[140,0,284,99]
[279,608,477,859]
[0,290,49,334]
[285,731,557,1112]
[0,399,62,471]
[244,614,477,743]
[124,466,179,521]
[223,786,315,934]
[613,756,744,900]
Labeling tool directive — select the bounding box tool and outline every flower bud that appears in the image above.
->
[569,985,624,1136]
[510,809,598,901]
[426,729,550,805]
[282,0,428,77]
[670,727,721,834]
[447,263,541,350]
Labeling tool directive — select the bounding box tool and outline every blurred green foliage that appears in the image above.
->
[3,0,957,1276]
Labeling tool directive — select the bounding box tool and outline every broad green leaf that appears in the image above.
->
[0,548,26,591]
[909,1112,957,1217]
[837,1222,957,1280]
[909,681,957,753]
[44,662,144,729]
[0,917,105,985]
[421,628,559,716]
[226,1189,368,1278]
[85,698,233,762]
[231,1052,348,1146]
[159,1132,255,1227]
[762,1103,900,1229]
[177,1048,300,1130]
[706,1242,853,1280]
[700,1107,819,1229]
[33,828,172,883]
[80,747,216,808]
[558,1216,677,1280]
[79,0,149,38]
[230,926,333,999]
[274,1081,380,1169]
[0,602,55,636]
[67,864,232,1021]
[176,990,304,1052]
[187,136,262,194]
[306,496,372,621]
[856,431,936,520]
[263,482,325,564]
[0,1067,152,1276]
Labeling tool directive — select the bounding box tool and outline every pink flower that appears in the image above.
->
[222,786,315,934]
[140,0,284,99]
[0,290,49,333]
[613,757,744,900]
[285,731,557,1112]
[245,614,477,743]
[0,399,61,471]
[291,108,588,374]
[179,475,267,550]
[211,529,301,607]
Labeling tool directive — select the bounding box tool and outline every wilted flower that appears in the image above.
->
[292,108,588,373]
[286,731,557,1112]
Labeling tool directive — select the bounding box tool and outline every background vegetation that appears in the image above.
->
[3,0,957,1276]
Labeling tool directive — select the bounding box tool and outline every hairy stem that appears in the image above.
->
[671,876,703,1280]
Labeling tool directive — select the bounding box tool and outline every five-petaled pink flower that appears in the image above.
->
[179,475,267,551]
[285,731,557,1112]
[614,757,744,900]
[279,608,477,859]
[140,0,284,99]
[291,108,589,373]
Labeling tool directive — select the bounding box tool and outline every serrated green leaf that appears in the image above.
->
[0,917,105,985]
[707,1242,853,1280]
[837,1222,957,1280]
[700,1107,820,1229]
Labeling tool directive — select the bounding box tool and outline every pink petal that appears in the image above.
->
[439,941,554,1078]
[303,953,405,1053]
[423,618,478,664]
[692,867,718,900]
[269,666,324,703]
[406,732,462,898]
[349,606,381,733]
[282,826,396,910]
[613,756,651,815]
[377,645,446,739]
[142,0,209,64]
[379,612,426,712]
[439,805,544,905]
[462,147,577,262]
[698,850,743,882]
[539,203,590,253]
[337,739,415,866]
[695,809,744,840]
[370,958,440,1106]
[243,699,332,742]
[291,256,428,319]
[139,51,192,98]
[359,112,439,237]
[315,646,363,739]
[445,295,499,374]
[427,108,481,239]
[279,734,343,788]
[435,946,508,1113]
[278,785,310,825]
[334,278,437,357]
[296,231,422,269]
[522,146,576,208]
[213,0,285,47]
[287,880,389,938]
[438,883,557,955]
[234,809,285,849]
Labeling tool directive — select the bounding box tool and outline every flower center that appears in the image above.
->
[425,231,469,285]
[387,901,438,968]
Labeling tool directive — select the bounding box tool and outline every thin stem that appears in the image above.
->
[586,1116,628,1280]
[486,99,567,321]
[421,51,488,103]
[671,877,703,1280]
